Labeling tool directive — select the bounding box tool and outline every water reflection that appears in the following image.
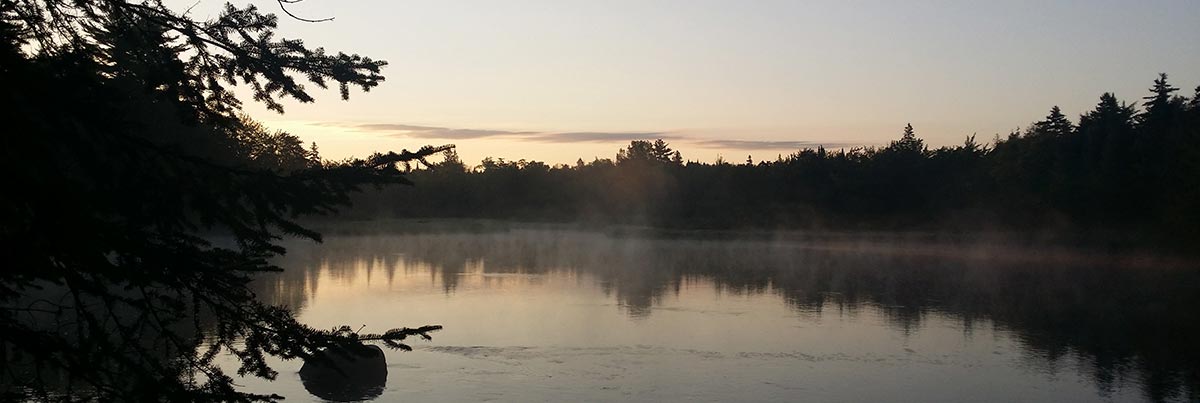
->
[260,229,1199,402]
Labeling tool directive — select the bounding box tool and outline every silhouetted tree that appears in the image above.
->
[433,148,467,173]
[1079,93,1137,134]
[1138,73,1184,130]
[307,142,322,165]
[343,74,1200,244]
[2,1,442,401]
[651,139,674,162]
[1190,86,1200,113]
[617,140,656,164]
[1031,106,1075,137]
[234,116,316,171]
[889,123,925,154]
[1077,92,1137,191]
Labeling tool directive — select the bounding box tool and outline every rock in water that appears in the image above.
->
[299,344,388,401]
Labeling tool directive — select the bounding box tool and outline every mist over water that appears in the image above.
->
[241,226,1198,402]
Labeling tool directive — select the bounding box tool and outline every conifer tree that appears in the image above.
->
[1079,93,1136,132]
[1138,73,1184,131]
[1,1,443,401]
[1191,86,1200,112]
[652,139,674,162]
[888,123,925,154]
[1032,106,1074,137]
[307,141,322,165]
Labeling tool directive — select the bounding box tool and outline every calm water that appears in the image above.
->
[229,228,1199,402]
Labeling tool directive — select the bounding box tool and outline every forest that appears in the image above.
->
[340,76,1200,246]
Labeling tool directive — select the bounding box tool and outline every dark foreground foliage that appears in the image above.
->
[1,1,441,401]
[354,76,1200,248]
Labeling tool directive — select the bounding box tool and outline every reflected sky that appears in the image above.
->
[242,229,1198,402]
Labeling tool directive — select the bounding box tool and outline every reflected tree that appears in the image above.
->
[286,230,1200,401]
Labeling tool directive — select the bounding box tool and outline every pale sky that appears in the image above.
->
[173,0,1200,165]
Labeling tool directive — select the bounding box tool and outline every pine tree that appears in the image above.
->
[1,2,443,401]
[1138,73,1183,130]
[651,139,674,162]
[1032,106,1074,137]
[1191,86,1200,112]
[1143,74,1180,110]
[308,142,322,166]
[888,123,925,154]
[1079,93,1136,132]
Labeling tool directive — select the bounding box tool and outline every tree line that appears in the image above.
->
[338,74,1200,245]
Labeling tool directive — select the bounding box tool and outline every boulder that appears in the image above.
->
[299,344,387,401]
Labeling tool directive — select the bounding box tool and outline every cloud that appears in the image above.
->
[331,121,677,143]
[354,123,532,139]
[530,132,677,143]
[693,139,863,150]
[313,121,862,150]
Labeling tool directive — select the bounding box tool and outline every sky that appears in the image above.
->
[172,0,1200,165]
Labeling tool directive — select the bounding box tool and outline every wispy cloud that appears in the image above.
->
[323,121,676,143]
[531,132,677,143]
[313,121,860,150]
[694,139,863,150]
[354,123,532,139]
